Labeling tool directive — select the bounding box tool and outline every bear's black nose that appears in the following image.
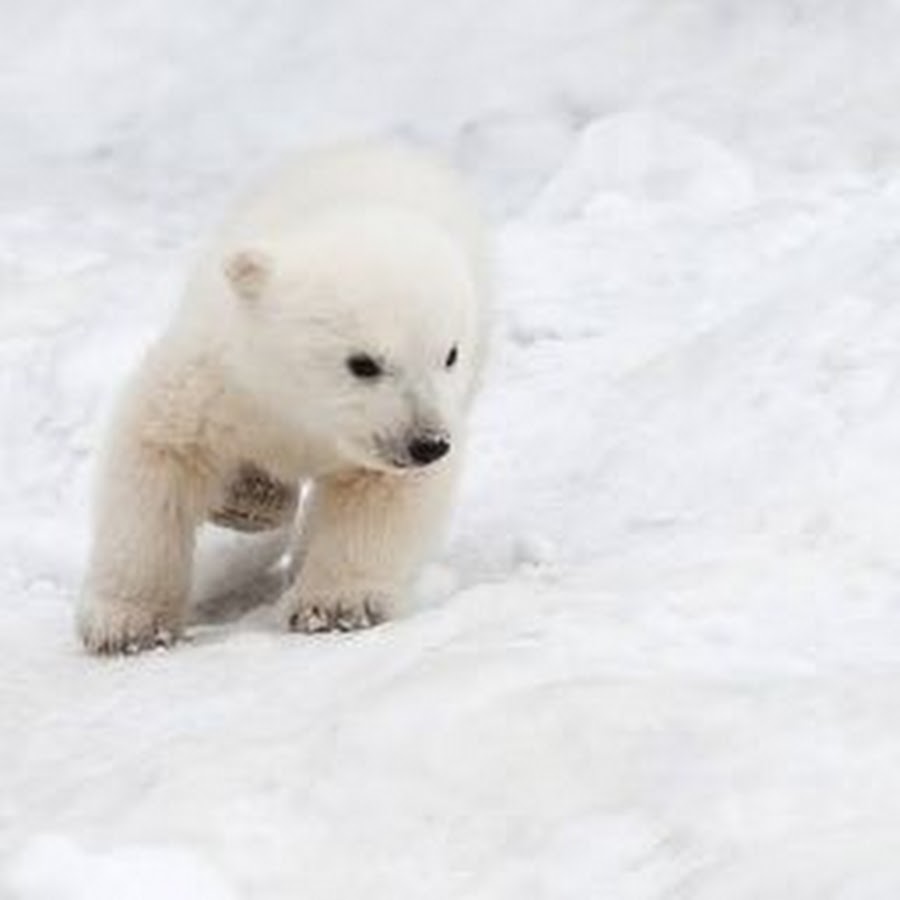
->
[407,436,450,466]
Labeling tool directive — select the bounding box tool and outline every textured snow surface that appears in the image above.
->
[5,1,900,897]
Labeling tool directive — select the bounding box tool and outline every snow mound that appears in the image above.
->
[532,112,755,221]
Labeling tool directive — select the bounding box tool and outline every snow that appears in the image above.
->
[6,836,238,900]
[4,1,900,897]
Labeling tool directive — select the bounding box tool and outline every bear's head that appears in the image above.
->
[221,209,483,474]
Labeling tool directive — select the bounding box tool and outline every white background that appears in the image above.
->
[3,1,900,897]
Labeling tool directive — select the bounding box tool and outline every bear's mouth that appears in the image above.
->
[373,443,418,472]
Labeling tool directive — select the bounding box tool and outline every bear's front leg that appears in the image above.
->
[78,433,210,654]
[282,464,457,633]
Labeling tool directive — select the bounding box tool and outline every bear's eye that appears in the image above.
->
[347,353,383,380]
[445,345,458,369]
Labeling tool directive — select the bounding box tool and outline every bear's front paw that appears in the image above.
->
[77,596,183,655]
[280,585,391,634]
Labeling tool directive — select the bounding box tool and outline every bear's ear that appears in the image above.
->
[223,248,272,302]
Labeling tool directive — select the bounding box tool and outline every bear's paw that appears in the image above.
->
[281,586,390,634]
[78,598,183,655]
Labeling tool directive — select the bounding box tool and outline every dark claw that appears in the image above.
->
[364,598,385,626]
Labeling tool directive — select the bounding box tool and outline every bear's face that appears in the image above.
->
[223,213,482,474]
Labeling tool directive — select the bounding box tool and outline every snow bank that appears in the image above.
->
[4,0,900,897]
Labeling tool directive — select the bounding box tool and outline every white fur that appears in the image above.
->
[78,141,489,653]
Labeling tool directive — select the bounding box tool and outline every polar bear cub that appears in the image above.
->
[78,141,489,653]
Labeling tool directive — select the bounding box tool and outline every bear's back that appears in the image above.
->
[215,141,486,277]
